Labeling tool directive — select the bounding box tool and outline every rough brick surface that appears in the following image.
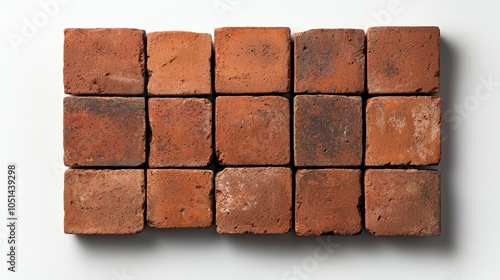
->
[294,95,362,167]
[216,96,290,166]
[64,28,146,95]
[64,169,145,234]
[365,169,441,236]
[149,98,212,167]
[365,96,441,166]
[63,97,146,167]
[215,27,291,93]
[294,29,365,94]
[147,31,212,95]
[295,169,362,236]
[367,26,440,94]
[147,169,213,228]
[215,167,292,234]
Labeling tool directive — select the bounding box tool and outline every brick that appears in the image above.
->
[294,29,365,94]
[365,169,441,236]
[64,169,145,234]
[215,167,292,234]
[294,95,362,167]
[215,27,291,93]
[365,96,441,166]
[295,169,362,236]
[63,97,146,167]
[367,26,440,94]
[216,96,290,166]
[147,31,212,95]
[148,98,212,167]
[64,28,146,95]
[147,169,213,228]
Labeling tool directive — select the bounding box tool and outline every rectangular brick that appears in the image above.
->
[64,28,146,95]
[294,29,365,94]
[147,31,212,95]
[64,169,145,234]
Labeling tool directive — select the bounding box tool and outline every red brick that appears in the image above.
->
[295,169,362,236]
[215,96,290,166]
[294,95,362,167]
[367,26,440,94]
[148,98,212,167]
[365,169,441,236]
[214,27,291,93]
[365,96,441,166]
[63,97,146,167]
[147,169,213,228]
[64,169,145,234]
[64,28,145,95]
[294,29,365,94]
[147,31,212,95]
[215,167,292,234]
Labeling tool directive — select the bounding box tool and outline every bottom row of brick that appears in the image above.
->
[64,168,440,236]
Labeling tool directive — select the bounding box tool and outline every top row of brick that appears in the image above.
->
[63,26,440,95]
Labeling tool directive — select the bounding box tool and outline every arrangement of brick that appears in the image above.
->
[63,26,441,237]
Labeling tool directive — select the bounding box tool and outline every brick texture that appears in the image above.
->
[147,31,212,95]
[64,28,146,95]
[64,169,145,234]
[294,29,365,94]
[215,167,292,234]
[364,169,441,236]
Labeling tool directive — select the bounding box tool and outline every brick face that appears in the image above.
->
[63,97,146,167]
[214,27,291,93]
[64,28,146,95]
[364,169,441,236]
[64,169,145,234]
[294,95,363,167]
[148,98,212,167]
[294,29,365,94]
[147,31,212,95]
[215,96,290,166]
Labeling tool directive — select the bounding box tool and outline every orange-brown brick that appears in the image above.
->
[215,167,292,234]
[295,169,362,236]
[147,169,213,228]
[147,31,212,95]
[294,95,363,167]
[365,96,441,166]
[148,98,212,167]
[294,29,365,94]
[64,28,146,95]
[367,26,440,94]
[64,169,145,234]
[215,96,290,166]
[214,27,291,94]
[365,169,441,236]
[63,97,146,167]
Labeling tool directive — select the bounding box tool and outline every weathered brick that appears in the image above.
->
[147,169,213,228]
[294,29,365,94]
[64,169,145,234]
[365,96,441,166]
[365,169,441,236]
[215,167,292,234]
[63,97,146,167]
[214,27,291,93]
[294,95,362,167]
[216,96,290,166]
[367,26,440,94]
[64,28,145,95]
[148,98,212,167]
[295,169,362,236]
[147,31,212,95]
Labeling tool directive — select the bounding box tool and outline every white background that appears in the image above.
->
[0,0,499,279]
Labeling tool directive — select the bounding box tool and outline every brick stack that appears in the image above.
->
[63,26,441,236]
